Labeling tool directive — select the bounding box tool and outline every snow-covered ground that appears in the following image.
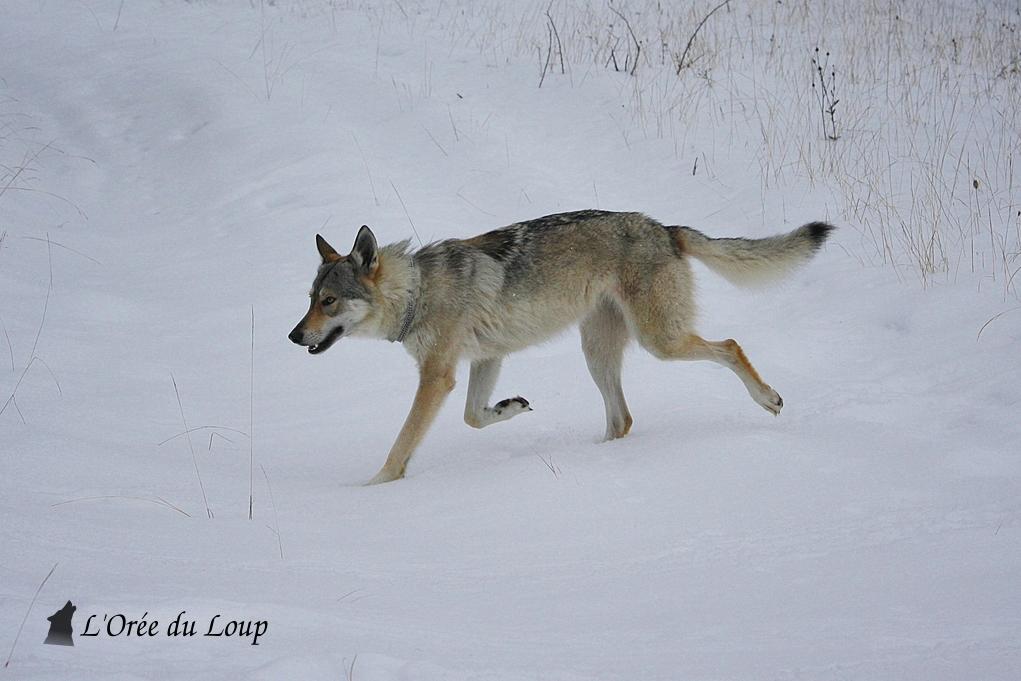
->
[2,1,1019,679]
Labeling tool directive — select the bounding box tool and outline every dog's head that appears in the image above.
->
[288,226,379,355]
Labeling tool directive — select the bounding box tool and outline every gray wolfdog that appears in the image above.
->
[289,210,833,484]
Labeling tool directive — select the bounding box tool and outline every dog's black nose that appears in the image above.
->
[288,328,304,344]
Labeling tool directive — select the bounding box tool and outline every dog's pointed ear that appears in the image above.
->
[316,234,342,263]
[350,225,379,275]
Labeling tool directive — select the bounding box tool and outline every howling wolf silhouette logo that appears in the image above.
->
[44,601,76,646]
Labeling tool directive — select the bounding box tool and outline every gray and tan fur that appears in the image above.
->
[289,210,834,484]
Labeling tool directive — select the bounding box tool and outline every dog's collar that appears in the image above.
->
[394,297,416,343]
[391,261,418,344]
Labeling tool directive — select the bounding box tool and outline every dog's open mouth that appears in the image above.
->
[307,325,345,354]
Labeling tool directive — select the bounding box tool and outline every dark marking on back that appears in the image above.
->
[465,210,616,260]
[461,210,618,286]
[446,244,467,272]
[513,209,613,232]
[464,229,519,262]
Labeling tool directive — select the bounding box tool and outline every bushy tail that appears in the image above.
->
[672,222,834,286]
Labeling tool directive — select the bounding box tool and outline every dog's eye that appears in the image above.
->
[322,296,336,306]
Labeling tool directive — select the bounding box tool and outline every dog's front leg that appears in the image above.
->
[366,358,456,485]
[463,358,532,428]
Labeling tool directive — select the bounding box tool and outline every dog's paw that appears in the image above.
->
[603,412,633,441]
[494,396,532,415]
[757,387,783,416]
[365,467,404,486]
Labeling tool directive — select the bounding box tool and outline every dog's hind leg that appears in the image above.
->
[644,333,783,416]
[621,261,783,415]
[580,297,633,440]
[463,357,532,429]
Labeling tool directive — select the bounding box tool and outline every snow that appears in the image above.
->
[1,1,1019,679]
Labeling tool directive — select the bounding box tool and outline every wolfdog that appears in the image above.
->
[289,210,833,484]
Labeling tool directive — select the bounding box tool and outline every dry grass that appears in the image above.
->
[330,0,1021,293]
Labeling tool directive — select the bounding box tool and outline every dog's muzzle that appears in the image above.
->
[288,325,344,355]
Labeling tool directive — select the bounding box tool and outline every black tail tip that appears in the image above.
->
[805,221,835,249]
